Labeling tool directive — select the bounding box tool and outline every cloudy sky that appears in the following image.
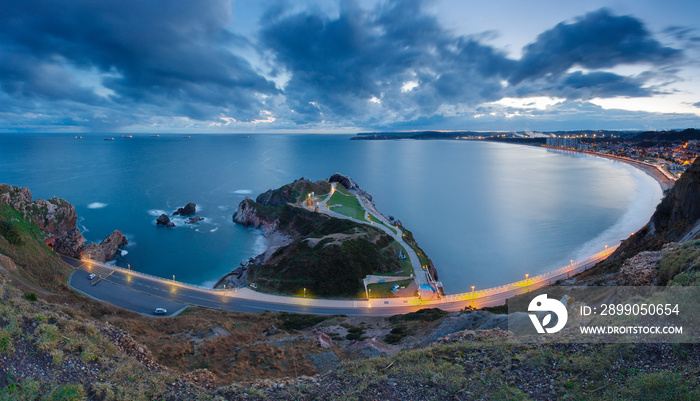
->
[2,0,700,133]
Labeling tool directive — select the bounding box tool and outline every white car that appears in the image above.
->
[154,308,167,315]
[88,273,96,280]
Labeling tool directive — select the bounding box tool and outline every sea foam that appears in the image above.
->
[87,202,108,209]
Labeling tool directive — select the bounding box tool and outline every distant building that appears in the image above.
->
[546,137,580,149]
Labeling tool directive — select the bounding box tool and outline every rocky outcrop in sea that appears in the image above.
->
[81,230,128,262]
[156,213,175,227]
[173,202,196,216]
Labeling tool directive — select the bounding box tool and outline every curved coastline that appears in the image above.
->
[542,146,675,191]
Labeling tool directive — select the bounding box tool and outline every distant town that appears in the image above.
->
[354,128,700,178]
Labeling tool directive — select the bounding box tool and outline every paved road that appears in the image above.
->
[64,256,431,316]
[64,244,615,317]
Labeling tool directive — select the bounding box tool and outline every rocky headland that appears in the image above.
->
[226,175,436,297]
[0,184,127,263]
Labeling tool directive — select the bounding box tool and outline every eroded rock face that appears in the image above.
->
[53,229,87,258]
[0,185,79,239]
[652,158,700,238]
[1,185,85,256]
[0,184,127,260]
[619,242,682,285]
[232,198,278,233]
[81,230,127,262]
[173,202,196,216]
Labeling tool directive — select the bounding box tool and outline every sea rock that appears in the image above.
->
[156,214,171,226]
[167,222,175,228]
[173,202,196,216]
[80,230,128,262]
[186,216,203,224]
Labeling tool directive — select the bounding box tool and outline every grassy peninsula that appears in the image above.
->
[230,176,436,298]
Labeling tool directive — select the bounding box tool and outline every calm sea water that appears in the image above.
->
[0,134,662,293]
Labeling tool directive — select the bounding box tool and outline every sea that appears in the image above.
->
[0,133,663,293]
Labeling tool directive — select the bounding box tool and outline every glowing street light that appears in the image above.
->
[172,275,175,281]
[471,285,475,293]
[525,273,529,280]
[304,287,307,297]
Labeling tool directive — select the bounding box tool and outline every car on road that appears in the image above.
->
[154,308,167,315]
[88,273,96,280]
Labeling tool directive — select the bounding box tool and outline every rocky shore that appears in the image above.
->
[0,184,127,263]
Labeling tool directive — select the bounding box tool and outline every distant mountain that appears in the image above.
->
[632,128,700,142]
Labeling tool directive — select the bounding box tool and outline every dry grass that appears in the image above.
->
[107,308,326,385]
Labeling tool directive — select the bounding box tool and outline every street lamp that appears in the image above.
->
[128,264,130,271]
[304,287,306,297]
[172,275,175,281]
[525,273,529,280]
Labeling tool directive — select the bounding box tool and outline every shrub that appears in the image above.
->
[279,313,328,331]
[345,326,365,341]
[384,326,408,344]
[388,308,448,323]
[24,292,38,302]
[0,221,22,245]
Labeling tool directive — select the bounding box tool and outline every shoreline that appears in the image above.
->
[539,145,675,191]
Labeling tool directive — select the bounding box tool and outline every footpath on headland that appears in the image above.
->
[312,182,437,290]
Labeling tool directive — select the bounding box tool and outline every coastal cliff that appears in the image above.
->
[230,176,435,297]
[581,156,700,284]
[0,184,127,262]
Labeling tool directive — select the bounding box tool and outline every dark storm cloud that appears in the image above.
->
[510,9,680,85]
[0,0,277,124]
[514,71,654,100]
[0,1,688,131]
[259,0,513,124]
[260,3,681,126]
